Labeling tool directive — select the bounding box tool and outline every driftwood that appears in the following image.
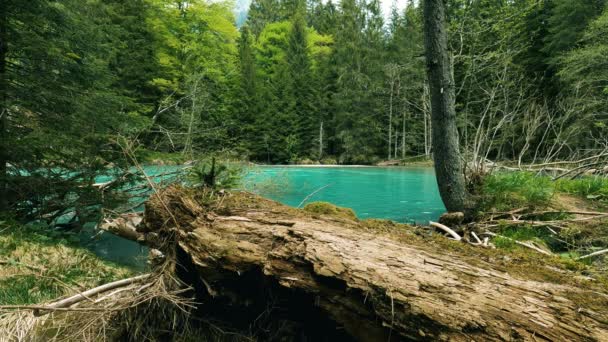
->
[116,187,608,341]
[429,221,462,240]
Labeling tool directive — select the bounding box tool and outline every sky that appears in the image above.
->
[234,0,411,26]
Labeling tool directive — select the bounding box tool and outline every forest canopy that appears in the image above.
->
[1,0,608,215]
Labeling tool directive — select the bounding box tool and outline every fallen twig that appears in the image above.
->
[22,274,151,316]
[471,232,482,244]
[297,183,333,208]
[483,232,552,256]
[429,221,462,241]
[577,249,608,261]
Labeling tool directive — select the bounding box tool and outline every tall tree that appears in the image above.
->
[237,25,258,147]
[423,0,469,213]
[286,11,316,156]
[248,0,282,37]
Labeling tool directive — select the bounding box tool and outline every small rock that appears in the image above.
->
[585,169,597,175]
[439,212,464,226]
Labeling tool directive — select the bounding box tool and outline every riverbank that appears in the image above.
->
[7,185,607,341]
[0,221,136,307]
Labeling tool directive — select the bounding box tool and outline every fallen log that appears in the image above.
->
[132,186,608,341]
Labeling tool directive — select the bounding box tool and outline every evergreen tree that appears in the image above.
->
[237,25,258,150]
[248,0,282,37]
[286,12,316,156]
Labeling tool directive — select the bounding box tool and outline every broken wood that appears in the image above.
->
[577,248,608,261]
[133,187,608,341]
[99,212,145,242]
[31,274,151,316]
[429,221,462,240]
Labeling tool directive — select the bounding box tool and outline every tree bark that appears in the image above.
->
[388,78,393,160]
[319,120,323,160]
[0,1,8,212]
[135,187,608,341]
[423,0,468,213]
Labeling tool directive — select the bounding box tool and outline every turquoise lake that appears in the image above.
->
[244,166,445,224]
[85,166,445,268]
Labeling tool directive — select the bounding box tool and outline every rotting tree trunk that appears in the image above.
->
[423,0,468,213]
[123,187,608,341]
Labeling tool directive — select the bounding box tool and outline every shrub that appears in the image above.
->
[188,158,244,190]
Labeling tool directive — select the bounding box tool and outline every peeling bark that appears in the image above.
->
[135,188,608,341]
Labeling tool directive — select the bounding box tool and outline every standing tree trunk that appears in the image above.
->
[388,80,393,160]
[0,1,8,212]
[422,83,432,158]
[423,0,468,213]
[318,120,323,160]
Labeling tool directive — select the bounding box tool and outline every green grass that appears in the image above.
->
[476,172,608,263]
[478,172,555,212]
[0,221,134,305]
[492,225,553,250]
[478,172,608,214]
[555,176,608,201]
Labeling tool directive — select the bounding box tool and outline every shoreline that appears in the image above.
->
[252,164,434,168]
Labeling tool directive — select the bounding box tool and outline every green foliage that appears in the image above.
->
[479,172,608,215]
[492,225,552,251]
[479,172,555,211]
[555,177,608,202]
[188,158,244,190]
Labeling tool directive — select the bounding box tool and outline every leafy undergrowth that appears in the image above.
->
[478,171,608,213]
[555,176,608,202]
[473,171,608,272]
[0,221,135,306]
[477,172,555,212]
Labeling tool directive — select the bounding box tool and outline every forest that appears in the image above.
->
[2,0,608,341]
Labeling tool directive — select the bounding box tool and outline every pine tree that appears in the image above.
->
[286,11,316,156]
[237,25,258,148]
[248,0,282,37]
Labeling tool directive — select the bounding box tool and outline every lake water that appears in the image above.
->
[245,166,445,224]
[85,165,445,268]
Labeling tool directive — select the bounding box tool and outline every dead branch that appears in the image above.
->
[297,183,333,208]
[429,221,462,240]
[577,249,608,261]
[483,232,553,256]
[99,212,145,242]
[28,274,151,316]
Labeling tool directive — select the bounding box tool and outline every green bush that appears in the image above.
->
[479,172,555,211]
[187,158,244,190]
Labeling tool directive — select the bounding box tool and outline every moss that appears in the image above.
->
[0,221,135,305]
[156,186,608,303]
[303,202,357,220]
